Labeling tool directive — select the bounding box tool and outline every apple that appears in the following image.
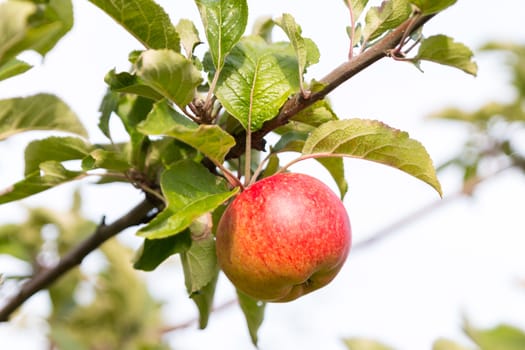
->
[216,172,351,302]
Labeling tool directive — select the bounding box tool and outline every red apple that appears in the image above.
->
[216,172,351,302]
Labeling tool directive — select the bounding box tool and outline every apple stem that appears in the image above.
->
[244,125,252,186]
[248,152,273,186]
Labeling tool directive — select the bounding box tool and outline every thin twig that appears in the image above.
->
[0,198,158,322]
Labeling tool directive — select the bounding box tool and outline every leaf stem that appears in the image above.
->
[346,0,356,59]
[203,69,221,113]
[279,152,348,173]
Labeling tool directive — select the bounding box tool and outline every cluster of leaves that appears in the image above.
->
[0,193,171,349]
[1,0,478,346]
[431,42,525,185]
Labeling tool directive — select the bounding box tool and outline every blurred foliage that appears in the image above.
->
[430,42,525,185]
[0,191,170,349]
[344,41,525,350]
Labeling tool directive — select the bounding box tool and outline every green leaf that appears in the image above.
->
[0,0,73,65]
[81,148,131,172]
[252,16,275,43]
[24,136,91,176]
[104,69,164,101]
[137,160,238,239]
[216,36,300,131]
[0,224,31,261]
[464,322,525,350]
[88,0,180,51]
[275,14,320,93]
[135,49,203,108]
[346,0,370,22]
[289,99,338,127]
[190,271,219,329]
[0,162,84,205]
[138,100,236,163]
[0,1,36,64]
[409,0,457,15]
[317,157,348,199]
[237,290,265,346]
[0,94,87,141]
[181,235,218,294]
[302,119,442,196]
[342,338,395,350]
[195,0,248,70]
[362,0,412,43]
[133,230,192,271]
[414,35,478,76]
[0,58,32,81]
[97,90,119,140]
[114,95,153,168]
[176,19,201,58]
[432,338,472,350]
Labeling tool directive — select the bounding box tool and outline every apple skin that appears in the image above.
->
[216,172,351,302]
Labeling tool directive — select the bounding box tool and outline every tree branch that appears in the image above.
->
[226,13,435,159]
[0,198,157,322]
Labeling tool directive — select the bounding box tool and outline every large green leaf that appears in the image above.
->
[88,0,180,51]
[0,94,87,141]
[0,58,32,81]
[24,136,91,176]
[195,0,248,70]
[138,100,236,163]
[216,36,300,131]
[362,0,412,43]
[237,290,266,346]
[414,35,478,76]
[0,0,73,65]
[302,119,442,196]
[137,160,238,239]
[464,322,525,350]
[409,0,457,15]
[0,161,84,205]
[135,49,203,108]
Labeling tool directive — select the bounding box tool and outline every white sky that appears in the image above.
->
[1,0,525,349]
